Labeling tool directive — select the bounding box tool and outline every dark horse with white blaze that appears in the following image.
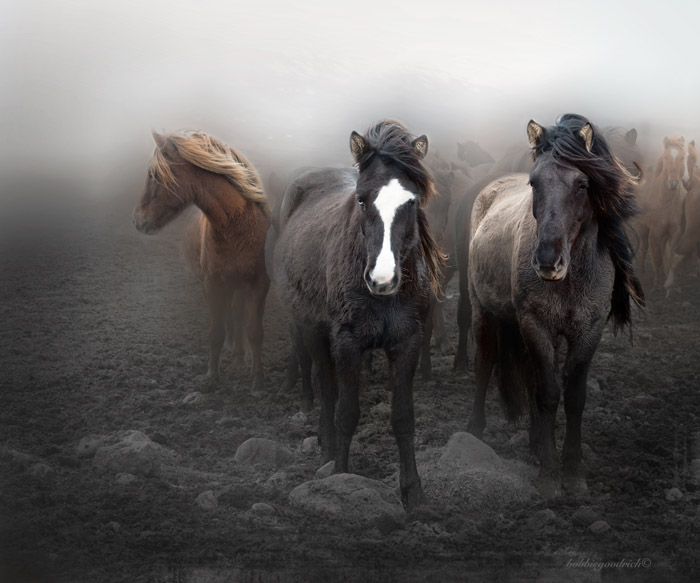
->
[273,120,444,510]
[468,114,644,496]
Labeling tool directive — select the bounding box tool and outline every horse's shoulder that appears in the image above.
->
[472,174,528,229]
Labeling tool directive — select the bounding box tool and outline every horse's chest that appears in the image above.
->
[341,296,425,347]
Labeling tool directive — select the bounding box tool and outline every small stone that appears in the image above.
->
[233,438,294,468]
[150,432,171,446]
[251,502,276,515]
[114,473,137,485]
[439,432,501,471]
[666,487,683,502]
[527,509,558,529]
[315,461,335,479]
[195,490,218,510]
[182,392,206,405]
[586,378,601,394]
[290,412,307,426]
[266,471,290,485]
[301,437,318,454]
[371,403,391,417]
[28,463,54,478]
[93,431,164,477]
[690,460,700,479]
[75,437,103,459]
[589,520,610,534]
[571,507,599,527]
[106,521,121,532]
[215,417,238,428]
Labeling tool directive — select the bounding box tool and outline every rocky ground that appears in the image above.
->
[1,186,700,582]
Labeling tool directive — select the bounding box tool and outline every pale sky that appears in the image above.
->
[2,0,699,183]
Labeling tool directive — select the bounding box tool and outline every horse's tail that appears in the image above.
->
[495,319,530,422]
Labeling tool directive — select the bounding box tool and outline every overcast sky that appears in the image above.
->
[2,0,700,185]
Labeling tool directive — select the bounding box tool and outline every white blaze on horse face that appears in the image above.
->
[670,149,679,162]
[370,178,416,284]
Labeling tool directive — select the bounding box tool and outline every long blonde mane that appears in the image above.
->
[150,131,268,214]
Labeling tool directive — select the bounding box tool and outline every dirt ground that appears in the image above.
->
[1,183,700,583]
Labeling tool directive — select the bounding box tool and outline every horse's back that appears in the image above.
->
[279,167,358,228]
[469,174,532,315]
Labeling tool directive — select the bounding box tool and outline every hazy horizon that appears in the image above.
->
[2,0,700,191]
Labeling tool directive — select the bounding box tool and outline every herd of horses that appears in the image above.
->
[132,114,699,511]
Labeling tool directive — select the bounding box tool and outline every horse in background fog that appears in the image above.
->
[274,120,444,510]
[636,136,687,292]
[132,131,270,394]
[665,139,700,291]
[467,114,643,497]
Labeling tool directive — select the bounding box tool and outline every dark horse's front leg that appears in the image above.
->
[331,329,363,474]
[561,330,601,496]
[386,332,424,511]
[520,316,561,498]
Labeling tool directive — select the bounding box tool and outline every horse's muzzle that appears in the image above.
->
[532,255,568,281]
[365,273,400,296]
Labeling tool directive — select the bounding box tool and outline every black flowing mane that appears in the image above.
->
[532,113,645,330]
[354,119,437,204]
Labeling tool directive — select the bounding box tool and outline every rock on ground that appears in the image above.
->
[289,473,405,530]
[75,437,103,459]
[415,432,536,513]
[195,490,217,510]
[92,430,166,478]
[233,438,294,469]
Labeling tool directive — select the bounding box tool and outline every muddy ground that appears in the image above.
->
[1,184,700,583]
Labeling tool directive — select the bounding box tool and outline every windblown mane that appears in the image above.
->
[355,119,445,296]
[150,131,269,214]
[533,113,645,330]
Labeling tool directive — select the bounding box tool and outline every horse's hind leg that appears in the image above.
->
[467,310,496,439]
[453,268,472,372]
[226,289,246,365]
[203,277,227,388]
[306,330,337,464]
[293,324,314,413]
[245,272,270,396]
[386,332,424,511]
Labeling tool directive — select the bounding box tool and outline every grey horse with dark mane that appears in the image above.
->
[273,120,444,510]
[467,114,644,497]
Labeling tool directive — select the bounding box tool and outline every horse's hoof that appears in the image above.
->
[467,419,485,440]
[535,474,562,499]
[453,357,468,373]
[250,378,265,398]
[562,475,589,497]
[201,374,219,393]
[402,485,424,512]
[301,397,314,413]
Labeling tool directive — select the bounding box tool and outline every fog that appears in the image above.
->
[2,0,700,193]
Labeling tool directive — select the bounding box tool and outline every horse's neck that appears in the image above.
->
[192,178,247,233]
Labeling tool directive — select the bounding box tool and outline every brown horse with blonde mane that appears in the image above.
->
[132,131,270,394]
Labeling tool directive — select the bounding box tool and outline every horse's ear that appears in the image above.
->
[625,128,637,145]
[579,123,594,153]
[152,131,167,149]
[412,135,429,159]
[527,120,545,149]
[350,131,367,162]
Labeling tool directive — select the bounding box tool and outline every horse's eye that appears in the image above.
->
[408,199,416,206]
[358,200,365,209]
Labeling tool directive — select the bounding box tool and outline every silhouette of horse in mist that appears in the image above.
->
[132,131,270,395]
[466,114,644,497]
[273,120,444,510]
